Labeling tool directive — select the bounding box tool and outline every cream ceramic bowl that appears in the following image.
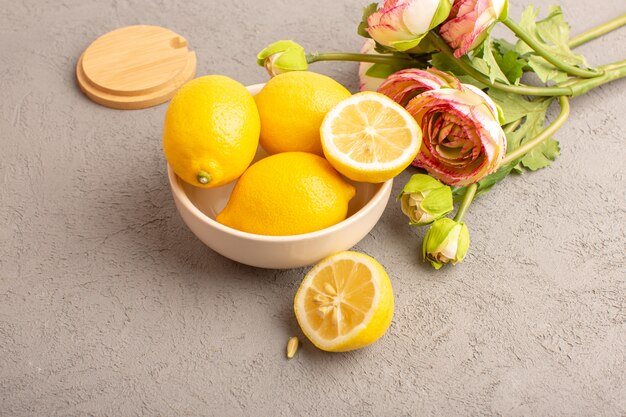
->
[166,84,393,269]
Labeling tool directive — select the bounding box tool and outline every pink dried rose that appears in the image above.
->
[378,69,506,186]
[376,67,461,105]
[439,0,508,57]
[406,84,506,185]
[367,0,453,52]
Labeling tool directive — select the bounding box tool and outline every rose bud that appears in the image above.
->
[367,0,453,52]
[422,218,470,269]
[439,0,508,57]
[257,40,308,77]
[399,174,453,225]
[406,83,506,186]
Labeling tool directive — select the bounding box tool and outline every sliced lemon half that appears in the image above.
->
[320,92,422,183]
[294,251,394,352]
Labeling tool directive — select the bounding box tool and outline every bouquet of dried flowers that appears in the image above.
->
[258,1,626,268]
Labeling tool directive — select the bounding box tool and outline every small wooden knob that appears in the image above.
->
[76,25,196,110]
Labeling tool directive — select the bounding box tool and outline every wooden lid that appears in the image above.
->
[76,25,196,109]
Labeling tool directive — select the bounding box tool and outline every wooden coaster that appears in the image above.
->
[76,25,196,110]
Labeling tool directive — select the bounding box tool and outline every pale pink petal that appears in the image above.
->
[367,9,383,27]
[403,85,506,186]
[366,0,447,50]
[440,0,501,57]
[377,68,462,105]
[367,24,407,47]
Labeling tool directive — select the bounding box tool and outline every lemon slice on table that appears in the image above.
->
[294,251,394,352]
[321,92,422,183]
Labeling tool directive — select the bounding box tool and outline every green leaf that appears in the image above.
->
[528,56,568,83]
[374,42,395,54]
[452,162,517,203]
[358,3,378,38]
[493,38,517,55]
[468,57,491,83]
[430,53,490,89]
[456,75,489,90]
[494,50,526,84]
[364,63,398,79]
[504,98,552,151]
[431,41,513,89]
[431,52,466,75]
[462,39,510,85]
[483,40,511,84]
[476,39,511,84]
[521,138,560,170]
[504,98,560,171]
[537,6,582,53]
[494,38,531,79]
[476,163,517,196]
[487,88,547,124]
[514,5,591,83]
[452,95,560,201]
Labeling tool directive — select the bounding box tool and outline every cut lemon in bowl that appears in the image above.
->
[294,251,394,352]
[321,92,422,183]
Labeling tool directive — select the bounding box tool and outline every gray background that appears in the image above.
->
[1,0,625,415]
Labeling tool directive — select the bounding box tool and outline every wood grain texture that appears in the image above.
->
[76,25,196,109]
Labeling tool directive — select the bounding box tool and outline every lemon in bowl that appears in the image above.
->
[163,75,260,188]
[321,91,422,183]
[166,83,393,269]
[168,164,391,268]
[254,71,351,155]
[216,152,355,236]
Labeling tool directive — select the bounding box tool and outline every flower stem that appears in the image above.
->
[568,13,626,48]
[454,183,477,222]
[600,58,626,72]
[502,17,602,78]
[425,32,574,96]
[564,60,626,96]
[306,52,419,66]
[503,119,522,134]
[501,96,570,165]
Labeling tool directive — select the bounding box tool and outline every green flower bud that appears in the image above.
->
[422,218,470,270]
[399,174,453,225]
[257,40,308,77]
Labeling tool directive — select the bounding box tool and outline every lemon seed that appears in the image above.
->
[287,336,299,359]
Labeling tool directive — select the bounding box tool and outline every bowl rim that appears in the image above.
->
[166,81,394,243]
[167,165,393,243]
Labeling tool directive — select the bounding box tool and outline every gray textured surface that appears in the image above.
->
[1,0,625,415]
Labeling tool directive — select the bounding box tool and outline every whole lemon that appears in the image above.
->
[254,71,351,155]
[216,152,356,236]
[163,75,260,188]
